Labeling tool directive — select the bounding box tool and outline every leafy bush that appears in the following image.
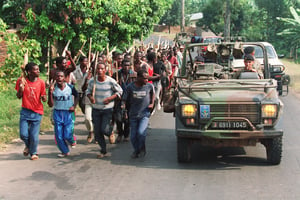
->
[0,18,41,90]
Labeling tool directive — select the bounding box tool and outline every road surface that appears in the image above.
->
[0,92,300,200]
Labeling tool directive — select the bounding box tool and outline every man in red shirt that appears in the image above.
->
[15,62,47,160]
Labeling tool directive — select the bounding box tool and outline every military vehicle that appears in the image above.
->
[165,42,286,165]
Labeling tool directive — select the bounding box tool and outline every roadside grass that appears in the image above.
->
[282,58,300,92]
[0,76,52,150]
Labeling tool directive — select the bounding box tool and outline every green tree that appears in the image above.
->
[255,0,292,52]
[277,6,300,60]
[1,0,173,53]
[197,0,267,40]
[159,1,181,33]
[0,18,41,90]
[159,0,207,32]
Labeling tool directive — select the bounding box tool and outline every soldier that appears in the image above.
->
[244,46,264,79]
[233,54,261,79]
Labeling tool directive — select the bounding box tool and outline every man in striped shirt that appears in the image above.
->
[86,63,123,158]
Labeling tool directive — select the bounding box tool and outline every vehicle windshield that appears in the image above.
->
[251,45,276,59]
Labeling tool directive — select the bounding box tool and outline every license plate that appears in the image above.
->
[211,121,248,129]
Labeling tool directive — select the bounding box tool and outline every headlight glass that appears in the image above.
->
[262,104,277,118]
[272,65,284,72]
[182,104,197,117]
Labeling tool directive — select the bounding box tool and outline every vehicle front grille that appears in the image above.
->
[202,103,260,124]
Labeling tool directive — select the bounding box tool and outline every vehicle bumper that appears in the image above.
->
[176,128,283,139]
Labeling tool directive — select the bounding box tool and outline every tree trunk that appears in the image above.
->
[181,0,185,32]
[224,0,230,42]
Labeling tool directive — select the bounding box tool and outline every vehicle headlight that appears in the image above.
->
[182,104,197,117]
[262,104,277,118]
[271,65,285,72]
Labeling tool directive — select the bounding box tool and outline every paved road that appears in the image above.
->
[0,92,300,200]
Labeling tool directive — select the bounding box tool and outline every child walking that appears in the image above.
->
[48,70,79,157]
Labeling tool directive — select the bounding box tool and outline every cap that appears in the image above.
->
[244,46,255,54]
[244,54,254,61]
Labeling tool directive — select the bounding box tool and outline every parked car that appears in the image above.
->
[232,42,290,95]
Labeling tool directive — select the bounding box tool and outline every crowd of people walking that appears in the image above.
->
[15,41,185,160]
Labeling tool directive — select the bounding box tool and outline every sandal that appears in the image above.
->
[109,133,115,144]
[30,154,39,160]
[23,147,29,157]
[96,152,111,159]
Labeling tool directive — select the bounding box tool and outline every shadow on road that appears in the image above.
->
[0,118,271,169]
[108,127,271,170]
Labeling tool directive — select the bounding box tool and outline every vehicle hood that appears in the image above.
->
[179,83,278,103]
[190,90,270,102]
[256,58,284,66]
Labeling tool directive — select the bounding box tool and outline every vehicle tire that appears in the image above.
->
[264,137,282,165]
[177,137,192,163]
[278,82,283,96]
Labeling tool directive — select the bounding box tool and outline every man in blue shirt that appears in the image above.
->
[122,69,155,158]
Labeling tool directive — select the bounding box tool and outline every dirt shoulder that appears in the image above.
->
[281,58,300,99]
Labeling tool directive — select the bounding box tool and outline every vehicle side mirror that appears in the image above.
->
[278,54,285,59]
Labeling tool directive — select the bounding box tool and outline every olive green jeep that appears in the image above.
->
[167,42,285,165]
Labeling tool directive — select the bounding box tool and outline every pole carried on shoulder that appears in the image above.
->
[92,51,99,99]
[87,38,92,71]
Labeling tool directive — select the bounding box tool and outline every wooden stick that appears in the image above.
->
[61,40,71,57]
[157,35,161,47]
[78,50,86,57]
[21,49,28,76]
[73,41,86,63]
[130,41,135,70]
[115,61,118,82]
[46,41,50,84]
[109,46,116,55]
[92,51,99,98]
[91,51,96,62]
[19,49,28,87]
[87,38,92,71]
[106,43,113,76]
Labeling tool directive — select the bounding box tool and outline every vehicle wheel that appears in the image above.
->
[177,137,192,163]
[277,82,283,96]
[264,137,282,165]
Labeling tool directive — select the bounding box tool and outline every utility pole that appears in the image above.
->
[181,0,185,32]
[224,0,230,41]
